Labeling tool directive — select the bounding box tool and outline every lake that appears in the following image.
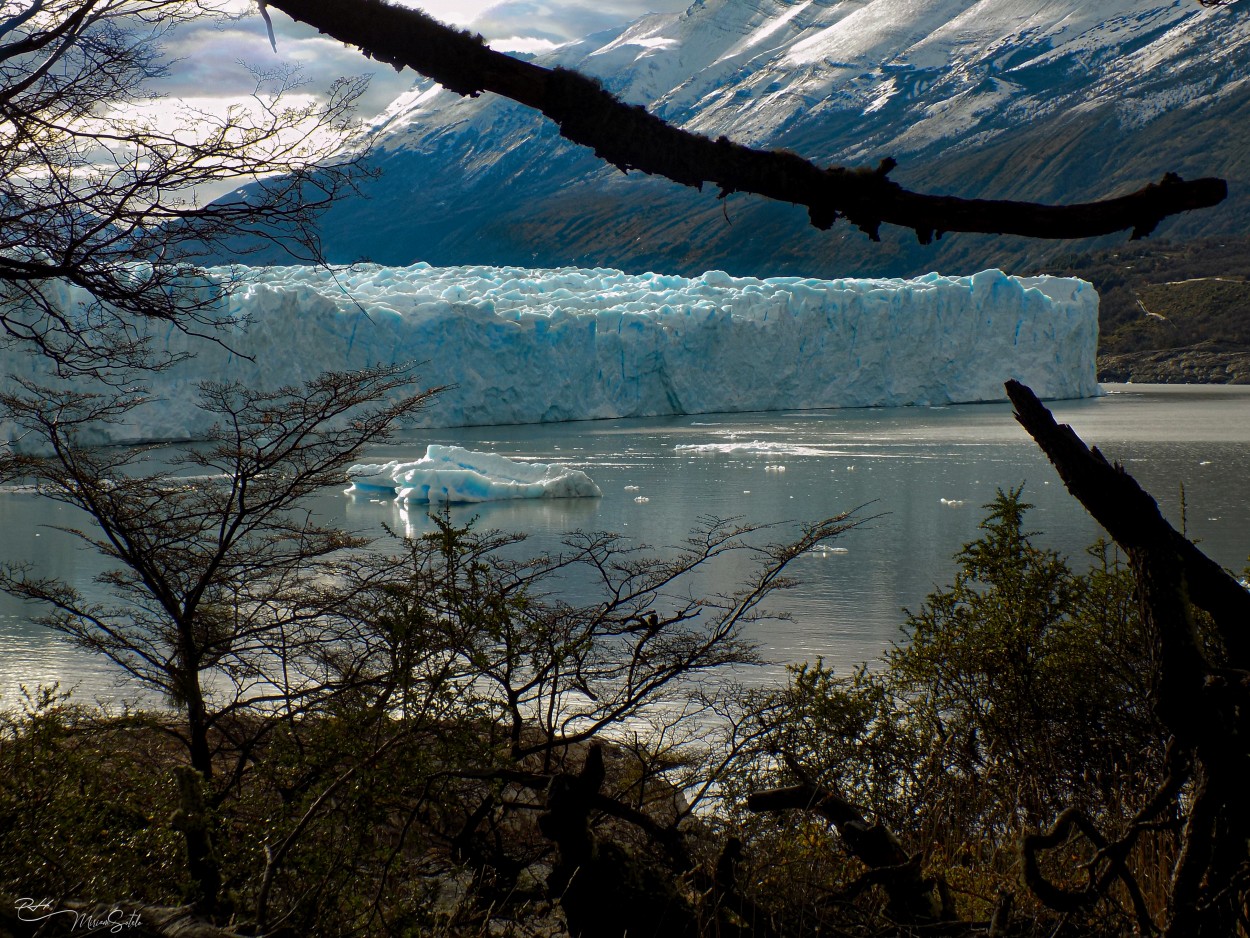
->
[2,383,1248,707]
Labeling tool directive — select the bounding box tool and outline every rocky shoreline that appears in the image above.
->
[1097,342,1250,385]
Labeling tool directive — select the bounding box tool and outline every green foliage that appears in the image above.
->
[732,488,1169,930]
[0,687,181,902]
[891,488,1160,833]
[1,503,850,935]
[759,661,926,828]
[337,507,851,767]
[1,490,1190,935]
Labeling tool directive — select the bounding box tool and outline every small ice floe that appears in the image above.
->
[634,495,650,503]
[676,441,826,457]
[624,484,640,491]
[940,497,966,507]
[346,445,601,504]
[1199,460,1213,466]
[742,490,751,494]
[808,545,849,556]
[764,464,787,472]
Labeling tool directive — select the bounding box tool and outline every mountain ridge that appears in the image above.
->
[232,0,1250,278]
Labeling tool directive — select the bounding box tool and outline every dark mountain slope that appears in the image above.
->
[1040,234,1250,382]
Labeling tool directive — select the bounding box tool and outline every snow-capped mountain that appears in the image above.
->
[266,0,1250,277]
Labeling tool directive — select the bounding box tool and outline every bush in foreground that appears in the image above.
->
[0,491,1211,937]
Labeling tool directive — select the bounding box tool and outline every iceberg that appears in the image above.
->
[0,263,1099,448]
[347,445,602,504]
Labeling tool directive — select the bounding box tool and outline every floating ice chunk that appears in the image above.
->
[677,441,829,457]
[347,461,410,494]
[347,445,601,504]
[939,497,966,507]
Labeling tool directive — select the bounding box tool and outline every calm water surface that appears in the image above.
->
[3,384,1248,706]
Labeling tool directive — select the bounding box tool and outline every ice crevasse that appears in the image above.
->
[0,263,1100,447]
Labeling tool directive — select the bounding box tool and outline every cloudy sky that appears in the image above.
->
[157,0,691,120]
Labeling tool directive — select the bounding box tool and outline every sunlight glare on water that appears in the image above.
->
[2,385,1248,705]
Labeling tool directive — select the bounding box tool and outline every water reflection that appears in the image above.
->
[3,384,1249,704]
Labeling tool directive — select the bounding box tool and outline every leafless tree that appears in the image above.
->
[0,0,368,379]
[0,365,436,907]
[293,508,862,935]
[1008,380,1250,938]
[347,510,860,767]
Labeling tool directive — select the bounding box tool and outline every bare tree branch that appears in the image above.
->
[265,0,1227,244]
[747,757,949,924]
[0,0,371,379]
[1005,379,1250,668]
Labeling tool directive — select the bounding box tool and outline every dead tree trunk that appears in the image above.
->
[538,744,702,938]
[1006,380,1250,938]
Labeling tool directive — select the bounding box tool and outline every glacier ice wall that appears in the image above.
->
[1,263,1099,447]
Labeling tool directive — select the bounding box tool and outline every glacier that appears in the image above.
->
[0,263,1099,449]
[347,445,602,504]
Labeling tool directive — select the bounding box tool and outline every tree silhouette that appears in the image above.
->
[0,0,368,379]
[0,365,435,913]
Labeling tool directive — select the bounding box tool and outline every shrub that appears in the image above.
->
[732,488,1170,930]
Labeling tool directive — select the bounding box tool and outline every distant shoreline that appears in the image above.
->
[1097,345,1250,385]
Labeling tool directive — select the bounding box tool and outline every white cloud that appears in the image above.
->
[390,0,501,27]
[490,35,563,55]
[156,17,417,118]
[148,0,691,125]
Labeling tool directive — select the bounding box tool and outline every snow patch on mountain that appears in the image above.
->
[351,0,1248,165]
